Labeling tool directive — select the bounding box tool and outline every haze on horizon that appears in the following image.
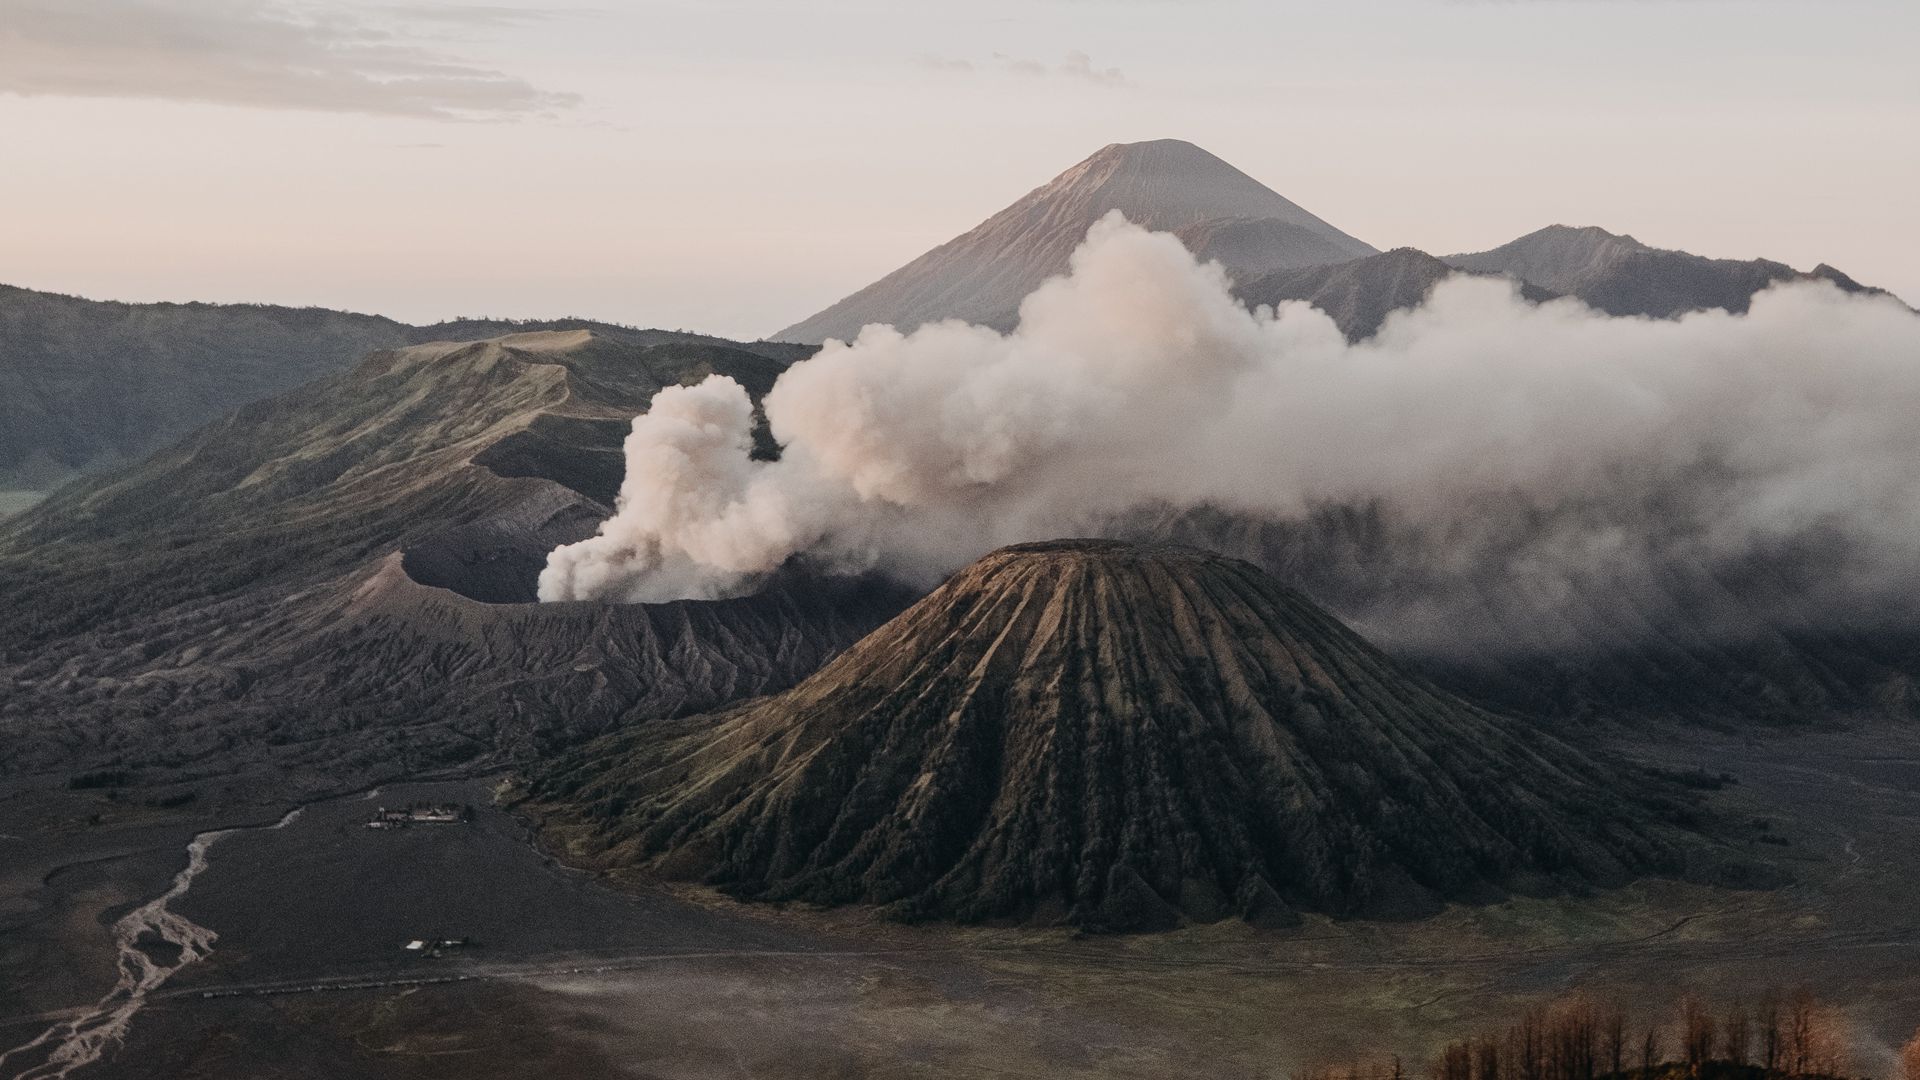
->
[1,0,1915,341]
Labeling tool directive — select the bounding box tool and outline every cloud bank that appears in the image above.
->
[541,213,1920,655]
[0,0,578,120]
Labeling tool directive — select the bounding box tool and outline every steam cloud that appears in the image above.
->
[539,213,1920,654]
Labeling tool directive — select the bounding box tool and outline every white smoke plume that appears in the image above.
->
[539,212,1920,654]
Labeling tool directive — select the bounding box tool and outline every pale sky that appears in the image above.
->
[1,0,1915,340]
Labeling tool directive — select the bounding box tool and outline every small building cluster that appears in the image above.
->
[364,802,471,829]
[402,937,472,958]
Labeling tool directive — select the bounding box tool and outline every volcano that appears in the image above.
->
[0,329,898,790]
[533,540,1715,931]
[773,139,1375,343]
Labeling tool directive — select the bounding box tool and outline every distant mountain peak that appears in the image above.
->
[1038,139,1303,225]
[1089,137,1216,160]
[1451,225,1654,289]
[1524,223,1650,249]
[1377,245,1450,263]
[1448,224,1890,317]
[1078,138,1259,179]
[1810,263,1867,291]
[774,140,1376,343]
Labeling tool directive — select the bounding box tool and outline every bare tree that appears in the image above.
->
[1757,992,1783,1075]
[1802,1002,1849,1078]
[1641,1025,1662,1080]
[1546,1000,1588,1080]
[1437,1042,1474,1080]
[1784,989,1850,1078]
[1477,1038,1502,1080]
[1561,999,1598,1080]
[1682,998,1716,1074]
[1786,990,1816,1076]
[1518,1009,1547,1080]
[1604,1004,1628,1079]
[1723,998,1751,1067]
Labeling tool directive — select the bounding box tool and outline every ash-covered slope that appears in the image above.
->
[533,541,1718,930]
[0,331,902,790]
[775,140,1375,343]
[1445,225,1897,318]
[1237,247,1560,341]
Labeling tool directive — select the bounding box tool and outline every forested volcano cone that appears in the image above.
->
[533,540,1713,930]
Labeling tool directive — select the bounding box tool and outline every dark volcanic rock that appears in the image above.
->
[533,540,1709,930]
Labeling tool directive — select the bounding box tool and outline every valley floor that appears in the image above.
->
[2,724,1918,1080]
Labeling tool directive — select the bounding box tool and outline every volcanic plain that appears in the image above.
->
[3,721,1917,1080]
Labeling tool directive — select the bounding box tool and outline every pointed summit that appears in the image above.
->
[1053,139,1367,242]
[774,140,1377,343]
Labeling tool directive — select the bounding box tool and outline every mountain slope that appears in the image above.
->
[531,540,1731,930]
[0,331,902,792]
[0,283,800,494]
[775,139,1376,343]
[1445,225,1893,317]
[0,286,405,488]
[1237,247,1560,341]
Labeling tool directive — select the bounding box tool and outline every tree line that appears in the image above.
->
[1294,991,1920,1080]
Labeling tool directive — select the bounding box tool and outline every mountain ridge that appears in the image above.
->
[1237,246,1561,341]
[1445,224,1896,317]
[0,282,804,497]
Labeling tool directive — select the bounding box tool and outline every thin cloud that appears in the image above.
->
[1057,50,1127,87]
[994,53,1052,78]
[922,49,1130,87]
[373,4,601,30]
[0,0,580,121]
[375,4,569,26]
[912,53,976,73]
